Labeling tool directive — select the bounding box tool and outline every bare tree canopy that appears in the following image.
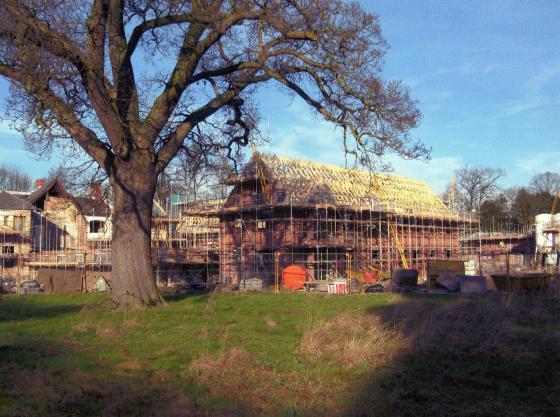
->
[529,172,560,195]
[0,0,424,308]
[0,163,32,191]
[455,166,505,212]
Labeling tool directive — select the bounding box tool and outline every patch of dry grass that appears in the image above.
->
[298,295,560,371]
[72,322,89,333]
[409,298,515,357]
[189,348,277,414]
[95,317,138,337]
[299,312,405,368]
[190,347,253,383]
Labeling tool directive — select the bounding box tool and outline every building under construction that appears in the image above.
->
[186,153,479,285]
[12,152,558,292]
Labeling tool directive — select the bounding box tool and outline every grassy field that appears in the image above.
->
[1,291,560,417]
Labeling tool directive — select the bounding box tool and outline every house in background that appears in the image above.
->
[23,178,112,289]
[25,178,111,260]
[0,191,35,280]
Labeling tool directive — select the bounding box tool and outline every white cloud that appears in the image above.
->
[419,89,455,111]
[436,63,477,76]
[482,64,497,74]
[504,63,560,115]
[262,121,347,166]
[516,151,560,175]
[0,145,28,159]
[504,94,558,115]
[525,64,560,94]
[401,76,423,89]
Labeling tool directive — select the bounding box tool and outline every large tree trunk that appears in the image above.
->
[109,160,163,309]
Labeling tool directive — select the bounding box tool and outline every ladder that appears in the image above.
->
[390,222,409,269]
[255,163,270,204]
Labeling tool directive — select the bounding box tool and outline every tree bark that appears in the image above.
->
[109,160,163,308]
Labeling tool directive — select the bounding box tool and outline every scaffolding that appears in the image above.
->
[206,189,479,286]
[6,153,550,291]
[177,153,481,286]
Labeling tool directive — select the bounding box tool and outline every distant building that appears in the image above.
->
[0,191,35,279]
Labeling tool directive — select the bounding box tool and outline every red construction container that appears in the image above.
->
[282,265,306,290]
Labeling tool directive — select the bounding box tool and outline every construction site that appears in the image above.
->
[205,153,477,285]
[1,152,559,294]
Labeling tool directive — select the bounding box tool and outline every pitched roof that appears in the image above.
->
[0,191,34,210]
[27,177,67,206]
[234,153,453,218]
[178,198,225,213]
[74,197,111,217]
[177,214,220,234]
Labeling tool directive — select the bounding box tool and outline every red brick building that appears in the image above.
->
[214,153,476,285]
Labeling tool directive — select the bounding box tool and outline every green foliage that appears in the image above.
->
[478,187,555,230]
[511,188,554,226]
[479,195,509,230]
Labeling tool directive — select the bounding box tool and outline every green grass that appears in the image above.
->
[1,291,559,416]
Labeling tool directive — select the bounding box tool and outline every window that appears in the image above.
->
[95,253,111,262]
[275,191,286,203]
[13,216,25,231]
[252,192,264,205]
[76,253,85,263]
[89,220,105,233]
[1,246,15,254]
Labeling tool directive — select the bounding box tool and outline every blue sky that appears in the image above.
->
[1,0,559,193]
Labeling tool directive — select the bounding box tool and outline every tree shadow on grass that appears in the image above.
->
[0,295,84,322]
[5,293,560,417]
[340,294,560,417]
[163,291,211,303]
[0,335,260,417]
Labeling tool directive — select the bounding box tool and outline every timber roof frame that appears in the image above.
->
[225,152,462,220]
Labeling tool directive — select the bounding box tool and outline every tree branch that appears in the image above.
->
[3,0,85,67]
[107,0,140,129]
[141,8,264,144]
[0,64,112,170]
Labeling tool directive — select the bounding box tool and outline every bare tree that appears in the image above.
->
[455,166,505,212]
[0,163,32,191]
[529,172,560,195]
[0,0,425,308]
[47,162,110,198]
[172,150,237,201]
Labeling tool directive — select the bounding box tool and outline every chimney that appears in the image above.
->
[35,178,45,189]
[90,181,102,200]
